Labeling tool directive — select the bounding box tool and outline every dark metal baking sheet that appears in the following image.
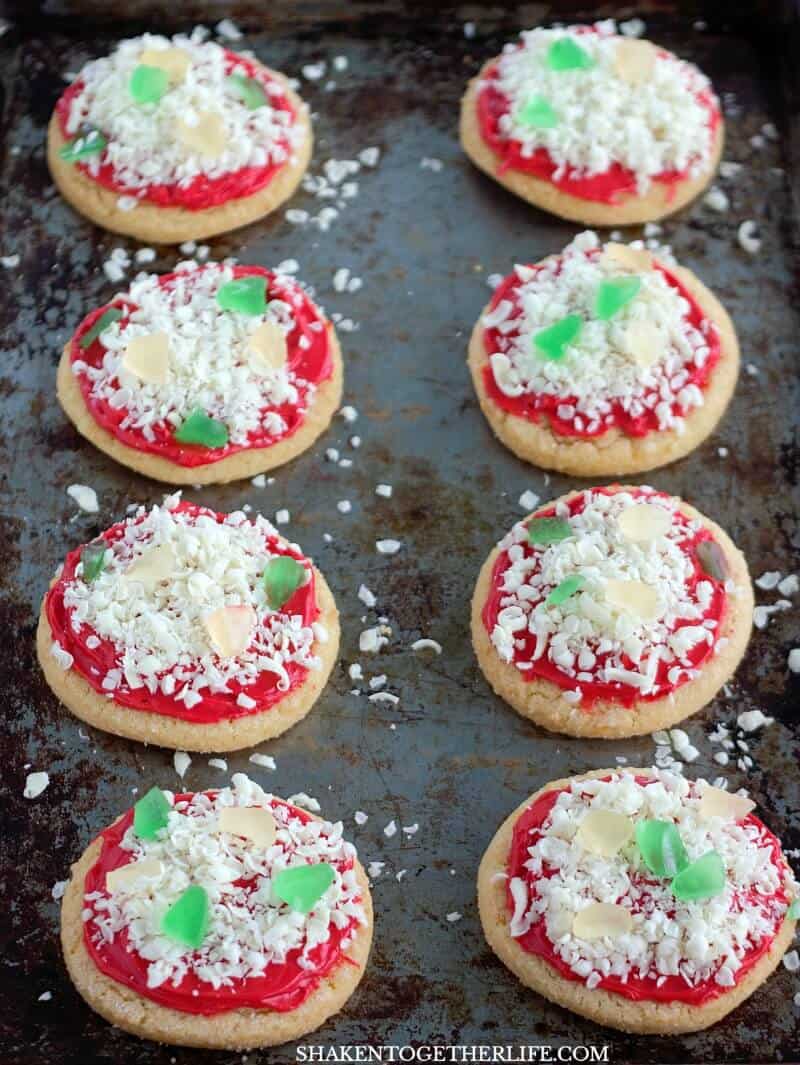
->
[1,5,798,1064]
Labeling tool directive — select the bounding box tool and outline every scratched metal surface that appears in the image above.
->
[0,6,798,1065]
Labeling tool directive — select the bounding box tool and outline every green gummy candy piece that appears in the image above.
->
[59,130,107,162]
[517,94,559,128]
[133,786,171,841]
[80,306,123,350]
[161,885,209,948]
[788,899,800,919]
[227,73,268,109]
[547,38,594,71]
[130,64,170,104]
[80,540,107,582]
[595,277,642,320]
[671,851,726,902]
[528,517,572,545]
[273,862,335,914]
[262,556,306,610]
[533,314,582,360]
[216,276,268,316]
[174,409,229,448]
[636,820,689,878]
[546,574,585,607]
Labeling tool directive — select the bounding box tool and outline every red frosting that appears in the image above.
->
[45,501,320,724]
[482,487,727,709]
[83,792,361,1014]
[56,50,297,210]
[482,253,722,440]
[507,776,791,1005]
[69,264,333,468]
[476,32,721,204]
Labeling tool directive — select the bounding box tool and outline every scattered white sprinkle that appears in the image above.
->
[376,539,402,555]
[402,823,418,836]
[134,247,156,264]
[367,860,385,879]
[354,810,368,825]
[463,21,476,38]
[173,751,191,778]
[783,950,800,973]
[358,584,377,608]
[275,258,299,275]
[66,483,99,513]
[376,484,393,498]
[359,626,388,653]
[737,709,774,733]
[717,447,728,457]
[286,208,310,225]
[411,638,442,655]
[1,253,20,268]
[518,489,540,511]
[420,156,443,172]
[619,17,646,37]
[251,473,266,488]
[348,663,363,681]
[215,17,243,40]
[755,571,782,591]
[358,147,380,167]
[369,692,399,705]
[208,757,227,771]
[249,753,276,770]
[275,509,290,525]
[738,220,762,254]
[333,267,350,292]
[704,185,729,212]
[38,991,53,1002]
[52,880,67,901]
[779,574,799,596]
[446,911,462,923]
[788,649,800,674]
[302,61,326,82]
[339,405,358,423]
[719,161,743,179]
[288,792,321,813]
[24,772,49,799]
[337,499,352,514]
[383,820,397,838]
[333,56,348,72]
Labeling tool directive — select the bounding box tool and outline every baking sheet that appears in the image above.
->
[0,6,798,1064]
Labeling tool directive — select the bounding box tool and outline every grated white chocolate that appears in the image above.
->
[62,497,319,708]
[509,769,794,991]
[64,31,305,193]
[72,262,319,447]
[485,232,715,435]
[84,774,366,991]
[486,22,716,194]
[490,488,728,699]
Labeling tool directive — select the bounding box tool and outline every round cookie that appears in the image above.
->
[468,232,738,477]
[37,498,340,751]
[48,33,312,242]
[62,775,373,1048]
[478,767,797,1034]
[460,22,723,226]
[58,261,343,485]
[471,485,753,738]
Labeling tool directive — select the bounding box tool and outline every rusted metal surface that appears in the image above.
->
[0,6,798,1064]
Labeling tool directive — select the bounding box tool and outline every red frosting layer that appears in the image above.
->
[482,254,722,440]
[69,264,333,468]
[56,50,296,210]
[481,487,727,708]
[46,501,319,723]
[476,34,721,204]
[507,777,790,1005]
[84,793,360,1014]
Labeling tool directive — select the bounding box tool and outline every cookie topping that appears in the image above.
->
[51,499,320,720]
[70,263,330,462]
[134,786,171,840]
[83,775,366,1004]
[485,487,730,705]
[482,24,716,194]
[508,771,794,1000]
[59,32,304,196]
[483,232,719,438]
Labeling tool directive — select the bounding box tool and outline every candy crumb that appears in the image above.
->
[411,638,442,655]
[67,484,99,513]
[24,771,49,799]
[249,753,276,770]
[173,751,191,778]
